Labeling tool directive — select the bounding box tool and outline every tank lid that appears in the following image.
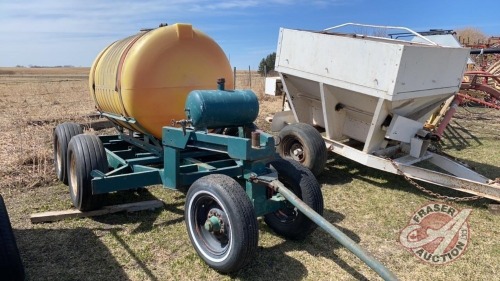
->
[176,24,193,39]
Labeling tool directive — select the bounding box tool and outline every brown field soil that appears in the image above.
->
[0,68,499,281]
[0,67,89,75]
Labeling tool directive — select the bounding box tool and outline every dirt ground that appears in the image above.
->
[0,67,499,281]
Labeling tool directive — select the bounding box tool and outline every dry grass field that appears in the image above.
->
[0,67,499,281]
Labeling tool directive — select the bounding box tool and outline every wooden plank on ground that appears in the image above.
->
[30,200,164,224]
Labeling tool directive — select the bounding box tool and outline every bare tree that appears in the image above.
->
[456,27,487,45]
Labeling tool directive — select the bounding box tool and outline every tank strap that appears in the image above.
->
[115,30,151,117]
[90,41,116,111]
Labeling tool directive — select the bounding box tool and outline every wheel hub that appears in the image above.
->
[290,143,304,162]
[204,210,224,234]
[205,215,222,232]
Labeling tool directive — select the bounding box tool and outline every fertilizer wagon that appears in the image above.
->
[52,24,397,280]
[271,23,500,202]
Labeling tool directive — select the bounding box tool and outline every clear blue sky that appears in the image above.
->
[1,0,499,69]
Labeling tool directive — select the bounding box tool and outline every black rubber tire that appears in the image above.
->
[264,158,324,240]
[0,195,25,281]
[277,123,327,177]
[53,122,83,185]
[67,134,108,211]
[185,174,258,273]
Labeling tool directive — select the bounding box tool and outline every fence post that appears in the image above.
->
[233,67,236,90]
[248,65,251,88]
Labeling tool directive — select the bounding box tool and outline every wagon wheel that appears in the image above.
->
[67,134,108,211]
[0,195,25,281]
[277,123,327,176]
[264,158,324,240]
[53,122,83,184]
[185,174,258,273]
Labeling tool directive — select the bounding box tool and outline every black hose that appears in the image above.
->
[470,48,500,54]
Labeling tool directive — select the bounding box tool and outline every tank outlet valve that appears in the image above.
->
[171,119,192,136]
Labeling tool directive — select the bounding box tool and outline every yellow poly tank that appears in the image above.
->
[89,23,234,139]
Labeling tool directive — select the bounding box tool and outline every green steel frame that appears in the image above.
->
[87,123,397,280]
[90,126,284,217]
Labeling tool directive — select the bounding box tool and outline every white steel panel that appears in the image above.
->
[276,28,402,97]
[264,77,282,96]
[271,110,295,131]
[393,46,468,95]
[385,115,423,143]
[276,28,469,101]
[342,115,370,142]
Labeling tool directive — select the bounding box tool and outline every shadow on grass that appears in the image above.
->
[92,188,185,234]
[85,174,374,280]
[86,189,183,281]
[440,120,483,149]
[20,182,376,280]
[435,120,499,178]
[16,188,171,281]
[15,228,129,281]
[104,228,159,281]
[237,209,369,281]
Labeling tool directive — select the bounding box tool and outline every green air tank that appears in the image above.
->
[185,89,259,129]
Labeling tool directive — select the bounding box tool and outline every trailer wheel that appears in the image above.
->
[185,174,258,273]
[53,122,83,184]
[0,195,25,281]
[277,123,327,176]
[67,134,108,211]
[265,158,324,240]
